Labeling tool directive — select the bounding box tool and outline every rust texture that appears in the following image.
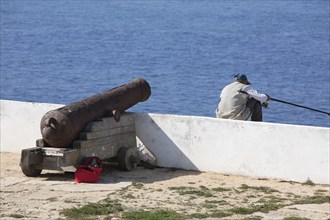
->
[40,78,151,148]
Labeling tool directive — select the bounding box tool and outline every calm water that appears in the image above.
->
[1,1,329,127]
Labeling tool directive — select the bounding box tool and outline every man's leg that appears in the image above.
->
[246,98,262,121]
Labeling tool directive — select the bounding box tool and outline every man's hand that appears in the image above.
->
[262,102,269,108]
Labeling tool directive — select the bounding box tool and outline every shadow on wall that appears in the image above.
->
[134,113,199,172]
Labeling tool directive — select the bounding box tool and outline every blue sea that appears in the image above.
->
[1,0,329,127]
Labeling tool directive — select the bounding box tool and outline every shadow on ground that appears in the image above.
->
[40,163,201,184]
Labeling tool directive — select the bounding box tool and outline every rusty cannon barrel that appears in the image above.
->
[40,78,151,148]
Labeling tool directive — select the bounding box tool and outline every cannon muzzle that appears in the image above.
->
[40,78,151,148]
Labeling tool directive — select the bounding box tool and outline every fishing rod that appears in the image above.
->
[238,89,329,116]
[270,97,330,116]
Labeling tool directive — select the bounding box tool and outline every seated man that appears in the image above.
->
[215,74,270,121]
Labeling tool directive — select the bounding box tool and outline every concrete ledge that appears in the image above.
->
[1,100,329,184]
[135,113,329,184]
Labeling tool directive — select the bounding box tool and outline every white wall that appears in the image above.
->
[1,100,329,184]
[0,100,64,152]
[135,114,329,184]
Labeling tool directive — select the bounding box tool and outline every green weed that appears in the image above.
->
[168,186,213,197]
[212,187,231,192]
[60,198,123,220]
[9,214,25,218]
[283,217,311,220]
[122,209,185,220]
[202,203,216,209]
[239,184,279,194]
[123,193,135,199]
[229,202,284,215]
[302,178,315,186]
[209,210,232,218]
[293,195,330,205]
[46,197,57,202]
[132,182,144,189]
[242,217,263,220]
[205,199,228,205]
[257,195,287,204]
[189,212,208,219]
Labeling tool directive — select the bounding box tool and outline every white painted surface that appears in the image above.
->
[135,114,329,184]
[1,100,329,184]
[0,100,64,152]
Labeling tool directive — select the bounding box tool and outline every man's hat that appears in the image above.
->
[234,73,250,85]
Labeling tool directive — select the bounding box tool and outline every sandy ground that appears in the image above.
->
[0,152,329,220]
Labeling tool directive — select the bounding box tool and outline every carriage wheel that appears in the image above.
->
[117,146,137,171]
[21,164,42,177]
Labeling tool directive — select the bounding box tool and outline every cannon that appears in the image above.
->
[20,78,152,177]
[40,78,151,148]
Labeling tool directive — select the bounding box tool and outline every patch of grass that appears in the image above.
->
[61,198,123,220]
[293,195,330,205]
[186,210,233,219]
[302,178,315,186]
[288,207,299,210]
[199,185,208,190]
[132,182,144,189]
[239,184,279,194]
[169,186,213,197]
[247,194,257,198]
[256,203,285,213]
[286,192,296,198]
[209,210,232,218]
[189,195,197,200]
[257,195,287,204]
[46,197,57,202]
[64,199,80,204]
[123,193,135,199]
[168,186,213,197]
[122,209,185,220]
[168,186,192,191]
[242,217,262,220]
[229,202,284,215]
[189,212,209,219]
[315,189,327,193]
[229,206,256,215]
[283,217,311,220]
[205,199,228,205]
[212,187,231,192]
[120,182,144,192]
[9,214,25,218]
[202,203,216,209]
[314,189,328,195]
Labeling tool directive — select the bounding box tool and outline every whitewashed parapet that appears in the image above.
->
[0,100,64,152]
[135,113,330,184]
[1,100,329,184]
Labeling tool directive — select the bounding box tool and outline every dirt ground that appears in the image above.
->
[0,152,329,220]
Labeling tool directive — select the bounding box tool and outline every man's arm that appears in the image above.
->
[242,85,270,103]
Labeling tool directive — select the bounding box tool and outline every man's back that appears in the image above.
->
[216,81,250,120]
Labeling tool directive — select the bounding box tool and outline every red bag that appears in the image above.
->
[75,157,102,183]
